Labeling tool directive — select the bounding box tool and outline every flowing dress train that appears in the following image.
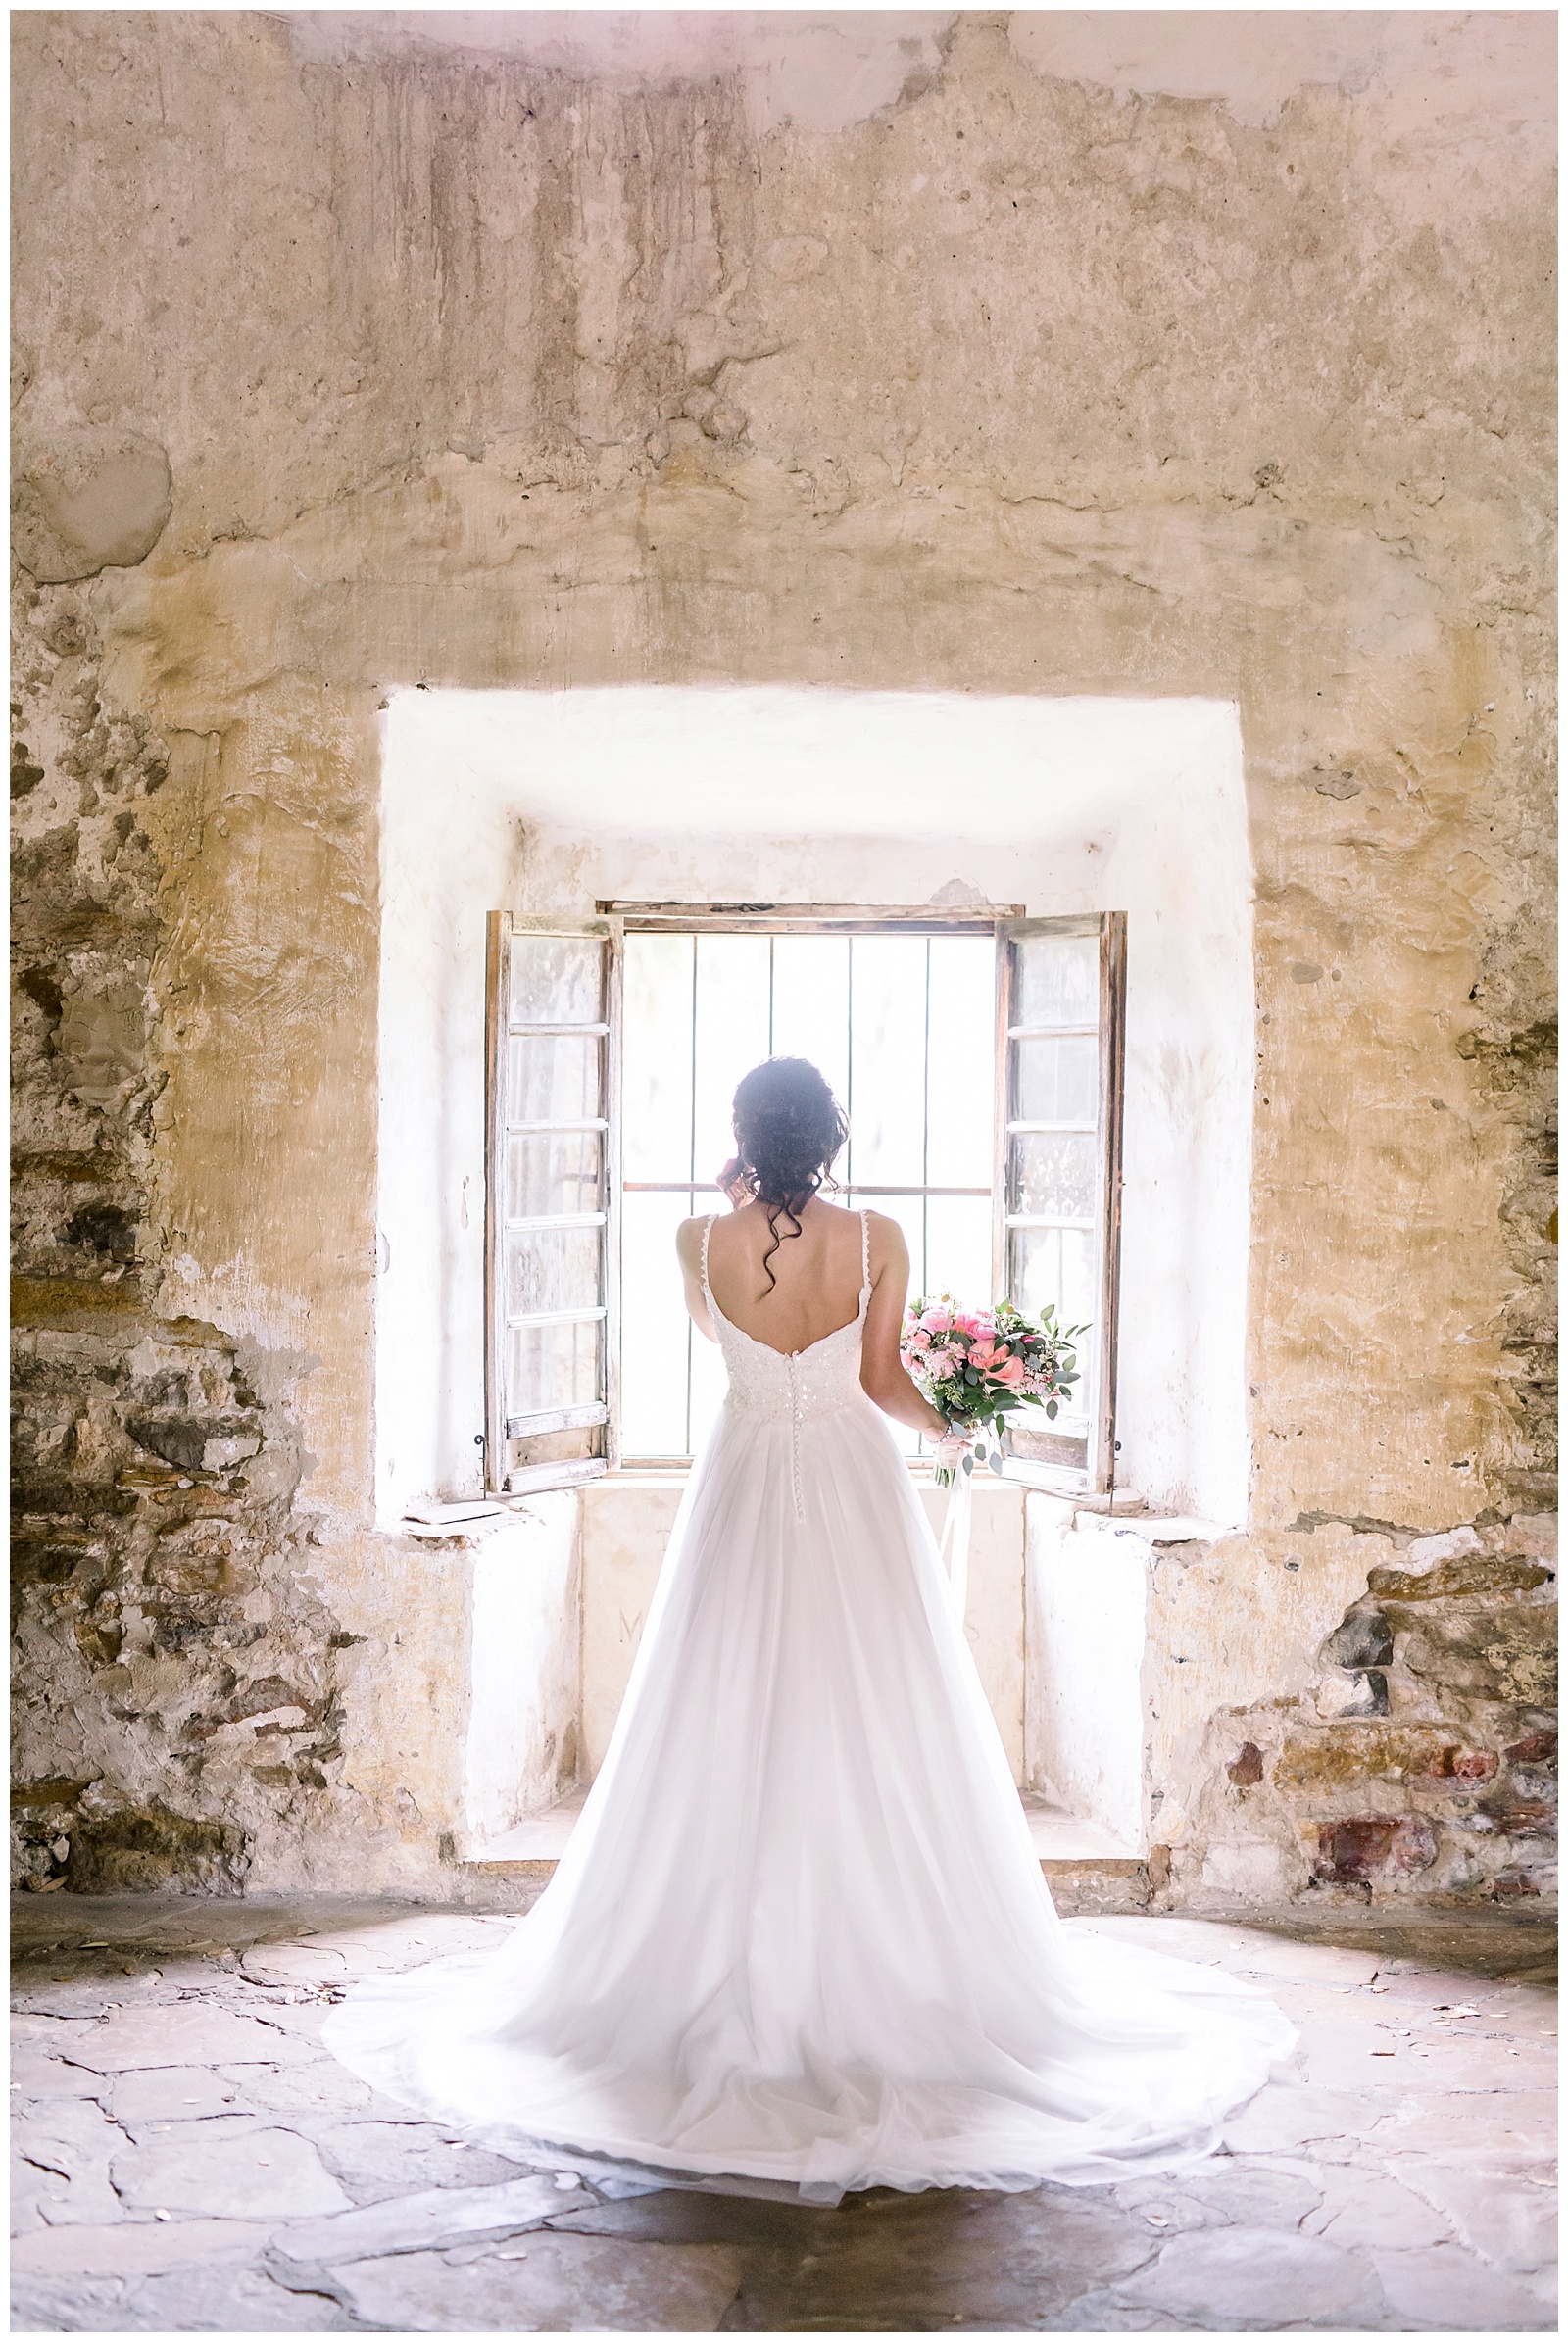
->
[324,1212,1294,2201]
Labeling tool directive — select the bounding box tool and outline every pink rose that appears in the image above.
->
[907,1326,931,1351]
[990,1355,1027,1389]
[920,1306,953,1335]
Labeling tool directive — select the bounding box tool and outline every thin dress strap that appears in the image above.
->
[701,1212,719,1308]
[859,1207,872,1301]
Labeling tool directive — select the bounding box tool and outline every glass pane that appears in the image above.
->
[925,1194,994,1313]
[508,1032,602,1125]
[1012,1220,1060,1319]
[505,1317,603,1419]
[1010,1226,1094,1432]
[509,933,604,1025]
[770,936,850,1104]
[693,935,771,1191]
[507,1129,603,1219]
[506,1224,603,1316]
[1013,1035,1098,1127]
[619,1190,692,1455]
[925,937,996,1187]
[848,936,926,1188]
[1014,933,1099,1030]
[623,933,695,1181]
[1010,1131,1097,1221]
[1059,1223,1097,1331]
[1011,1223,1098,1331]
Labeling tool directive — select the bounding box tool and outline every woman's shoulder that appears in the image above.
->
[810,1197,899,1242]
[674,1214,711,1264]
[862,1208,909,1257]
[818,1202,906,1265]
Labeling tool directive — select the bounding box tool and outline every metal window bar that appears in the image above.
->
[625,923,998,1462]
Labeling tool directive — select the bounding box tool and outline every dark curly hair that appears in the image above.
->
[731,1057,849,1293]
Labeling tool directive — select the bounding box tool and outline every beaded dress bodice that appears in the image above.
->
[702,1211,872,1519]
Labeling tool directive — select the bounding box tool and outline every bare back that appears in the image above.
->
[676,1198,943,1439]
[698,1198,867,1355]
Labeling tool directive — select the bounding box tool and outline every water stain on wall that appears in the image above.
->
[10,12,1555,1902]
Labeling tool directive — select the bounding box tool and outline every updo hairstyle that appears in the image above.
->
[731,1057,849,1292]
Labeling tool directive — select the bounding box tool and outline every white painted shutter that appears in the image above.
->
[484,914,621,1493]
[996,913,1127,1491]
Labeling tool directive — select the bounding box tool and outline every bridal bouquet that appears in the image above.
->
[901,1296,1084,1488]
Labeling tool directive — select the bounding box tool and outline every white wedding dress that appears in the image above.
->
[325,1213,1294,2202]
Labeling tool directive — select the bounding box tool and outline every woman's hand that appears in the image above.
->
[932,1428,976,1473]
[716,1156,752,1210]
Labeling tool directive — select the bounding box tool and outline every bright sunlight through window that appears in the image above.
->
[620,931,996,1458]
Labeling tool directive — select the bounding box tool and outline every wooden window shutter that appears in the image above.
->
[994,912,1127,1492]
[484,913,621,1494]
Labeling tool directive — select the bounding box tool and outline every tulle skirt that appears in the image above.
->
[324,1395,1294,2201]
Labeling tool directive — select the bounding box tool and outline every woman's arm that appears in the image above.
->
[674,1216,717,1342]
[858,1215,953,1439]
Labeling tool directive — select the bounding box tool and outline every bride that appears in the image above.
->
[325,1057,1293,2201]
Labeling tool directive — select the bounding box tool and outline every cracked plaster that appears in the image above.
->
[9,10,1555,1902]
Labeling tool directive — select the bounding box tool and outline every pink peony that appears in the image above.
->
[919,1306,953,1335]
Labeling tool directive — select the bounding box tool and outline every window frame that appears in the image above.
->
[483,910,623,1496]
[995,911,1128,1494]
[485,903,1126,1496]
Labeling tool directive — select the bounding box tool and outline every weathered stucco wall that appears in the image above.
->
[12,10,1555,1903]
[376,686,1254,1525]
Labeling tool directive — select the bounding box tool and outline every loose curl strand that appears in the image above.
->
[730,1058,849,1294]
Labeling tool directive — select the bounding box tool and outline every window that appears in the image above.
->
[482,915,618,1494]
[998,916,1127,1488]
[484,907,1127,1494]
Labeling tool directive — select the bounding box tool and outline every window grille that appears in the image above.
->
[484,904,1126,1494]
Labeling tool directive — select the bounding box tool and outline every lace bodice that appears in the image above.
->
[703,1212,872,1519]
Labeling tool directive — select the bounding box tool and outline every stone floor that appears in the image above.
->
[10,1895,1556,2333]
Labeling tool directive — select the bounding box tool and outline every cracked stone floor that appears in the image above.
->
[10,1896,1556,2333]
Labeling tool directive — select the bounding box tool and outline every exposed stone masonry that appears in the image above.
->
[12,583,364,1892]
[10,12,1557,1904]
[1184,1518,1557,1907]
